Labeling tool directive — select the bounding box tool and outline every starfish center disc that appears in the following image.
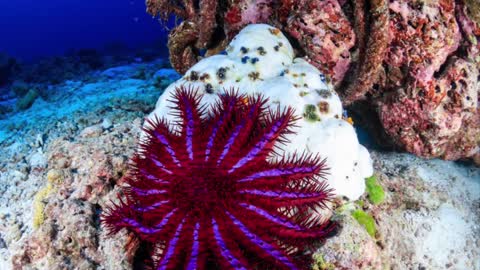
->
[173,169,235,213]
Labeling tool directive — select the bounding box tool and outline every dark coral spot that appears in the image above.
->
[205,83,214,94]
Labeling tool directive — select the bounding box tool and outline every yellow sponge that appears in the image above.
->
[32,183,53,229]
[33,169,63,228]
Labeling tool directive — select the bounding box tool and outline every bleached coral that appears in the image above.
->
[148,24,373,200]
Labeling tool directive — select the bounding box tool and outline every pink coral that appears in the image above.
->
[285,0,356,84]
[385,0,461,89]
[375,0,479,161]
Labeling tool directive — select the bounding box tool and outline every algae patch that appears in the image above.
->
[312,253,335,270]
[303,104,321,122]
[352,209,376,238]
[33,183,53,229]
[365,175,385,205]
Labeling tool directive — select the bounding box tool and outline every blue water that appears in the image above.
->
[0,0,170,61]
[0,1,178,141]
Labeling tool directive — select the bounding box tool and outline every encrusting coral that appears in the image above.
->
[103,88,335,269]
[377,1,479,161]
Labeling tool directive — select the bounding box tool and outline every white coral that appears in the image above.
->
[148,24,373,200]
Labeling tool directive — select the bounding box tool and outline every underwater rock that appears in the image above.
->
[375,0,480,162]
[10,81,30,97]
[152,68,181,89]
[379,57,479,161]
[152,68,180,82]
[101,118,113,130]
[314,152,480,270]
[16,89,39,111]
[383,0,461,91]
[101,65,139,79]
[79,124,103,138]
[148,24,373,201]
[284,0,356,84]
[314,209,383,270]
[146,0,218,73]
[28,151,47,172]
[74,48,104,69]
[7,120,142,270]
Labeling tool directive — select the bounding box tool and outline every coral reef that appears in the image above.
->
[340,0,389,105]
[146,0,219,74]
[378,57,479,161]
[148,0,480,164]
[0,53,478,269]
[284,0,357,84]
[104,88,334,269]
[377,0,479,161]
[150,24,373,200]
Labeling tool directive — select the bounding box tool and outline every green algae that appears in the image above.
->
[312,253,335,270]
[365,175,385,205]
[352,209,376,238]
[303,104,320,122]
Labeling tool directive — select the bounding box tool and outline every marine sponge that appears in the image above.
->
[32,169,64,228]
[32,183,53,229]
[103,87,334,269]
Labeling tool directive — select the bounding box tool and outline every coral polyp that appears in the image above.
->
[102,86,334,269]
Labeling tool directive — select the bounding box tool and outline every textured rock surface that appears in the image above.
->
[0,59,174,269]
[147,0,480,163]
[284,0,356,83]
[315,152,480,270]
[376,1,479,162]
[9,120,141,270]
[379,57,479,160]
